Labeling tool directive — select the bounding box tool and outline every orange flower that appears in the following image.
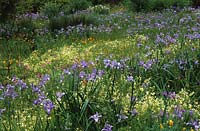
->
[81,40,87,44]
[88,37,94,42]
[168,120,174,127]
[82,79,87,86]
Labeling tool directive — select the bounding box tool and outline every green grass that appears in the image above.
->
[0,6,200,131]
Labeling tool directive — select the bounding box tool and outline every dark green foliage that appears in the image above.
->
[0,0,18,21]
[16,0,47,13]
[129,0,192,12]
[192,0,200,7]
[40,2,62,18]
[130,0,151,12]
[172,0,191,7]
[16,17,36,35]
[67,0,92,13]
[49,13,97,31]
[90,0,123,5]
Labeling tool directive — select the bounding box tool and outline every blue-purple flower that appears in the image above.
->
[4,84,18,99]
[116,113,128,122]
[101,123,113,131]
[56,92,65,101]
[187,120,200,130]
[39,74,50,87]
[43,99,54,115]
[63,69,71,75]
[0,84,4,90]
[127,76,134,82]
[173,105,185,119]
[79,71,86,79]
[162,91,176,99]
[89,112,102,122]
[130,109,138,116]
[80,61,88,68]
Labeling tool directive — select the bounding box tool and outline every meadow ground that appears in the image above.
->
[0,5,200,131]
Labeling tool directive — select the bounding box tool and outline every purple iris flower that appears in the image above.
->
[187,120,200,130]
[162,91,176,99]
[39,74,50,87]
[43,99,54,115]
[80,61,88,68]
[89,112,102,122]
[130,109,138,116]
[63,69,71,75]
[4,84,18,99]
[31,83,40,93]
[116,113,128,122]
[56,92,65,101]
[0,84,4,90]
[98,70,105,77]
[101,123,113,131]
[79,71,86,79]
[127,76,134,82]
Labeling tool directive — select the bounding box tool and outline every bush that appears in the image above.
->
[192,0,200,7]
[16,17,36,35]
[88,5,110,14]
[90,0,123,5]
[16,0,69,14]
[0,0,18,21]
[129,0,192,12]
[40,2,62,19]
[130,0,151,12]
[66,0,92,13]
[16,0,47,13]
[172,0,191,7]
[49,13,97,31]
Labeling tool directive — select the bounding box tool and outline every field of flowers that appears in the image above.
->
[0,4,200,131]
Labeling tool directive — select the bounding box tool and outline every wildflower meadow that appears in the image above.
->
[0,0,200,130]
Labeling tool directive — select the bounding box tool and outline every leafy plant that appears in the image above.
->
[49,13,97,31]
[40,2,62,19]
[0,0,18,21]
[88,4,110,14]
[129,0,192,12]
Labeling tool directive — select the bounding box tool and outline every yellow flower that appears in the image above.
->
[160,124,164,129]
[9,59,13,64]
[3,61,6,64]
[16,60,19,64]
[190,128,194,131]
[168,120,174,127]
[182,127,186,131]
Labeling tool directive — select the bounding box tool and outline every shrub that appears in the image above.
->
[49,13,97,31]
[129,0,192,12]
[40,2,62,19]
[0,0,18,21]
[130,0,151,12]
[192,0,200,7]
[16,0,47,13]
[172,0,192,7]
[88,5,110,14]
[16,0,69,14]
[90,0,123,5]
[66,0,92,13]
[16,17,36,34]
